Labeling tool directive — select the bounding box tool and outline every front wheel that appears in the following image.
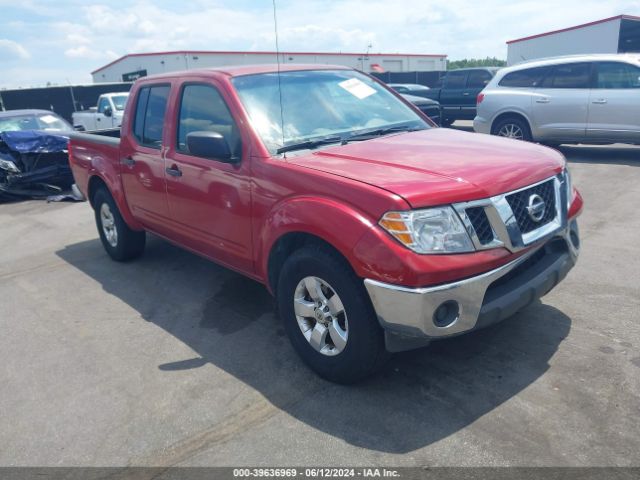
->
[94,187,146,262]
[277,245,388,384]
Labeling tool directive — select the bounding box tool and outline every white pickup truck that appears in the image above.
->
[72,92,129,131]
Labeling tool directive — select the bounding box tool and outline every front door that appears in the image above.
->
[440,70,468,121]
[120,84,173,232]
[587,61,640,143]
[164,82,254,273]
[531,62,592,141]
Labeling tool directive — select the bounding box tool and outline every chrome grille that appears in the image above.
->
[453,173,568,253]
[505,179,556,233]
[465,207,494,245]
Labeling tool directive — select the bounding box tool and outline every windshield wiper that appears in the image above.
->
[346,125,425,142]
[276,135,344,154]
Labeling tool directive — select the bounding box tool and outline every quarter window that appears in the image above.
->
[541,63,591,89]
[499,66,550,88]
[132,85,170,148]
[177,84,240,157]
[595,62,640,89]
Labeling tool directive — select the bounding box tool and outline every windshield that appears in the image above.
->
[111,95,129,111]
[0,113,71,133]
[232,69,428,154]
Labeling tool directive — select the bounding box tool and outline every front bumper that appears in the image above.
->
[364,220,580,352]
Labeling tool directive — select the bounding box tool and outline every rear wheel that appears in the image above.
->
[94,187,145,261]
[277,245,388,384]
[493,116,532,142]
[440,118,455,127]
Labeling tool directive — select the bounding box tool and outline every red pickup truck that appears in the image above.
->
[69,64,583,383]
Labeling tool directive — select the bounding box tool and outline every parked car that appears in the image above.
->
[0,109,72,133]
[72,92,129,131]
[421,67,500,126]
[400,94,442,125]
[474,54,640,145]
[68,65,582,383]
[388,83,431,96]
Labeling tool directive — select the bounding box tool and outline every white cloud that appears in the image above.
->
[0,39,30,61]
[0,0,638,88]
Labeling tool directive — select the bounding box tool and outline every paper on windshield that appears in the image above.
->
[39,115,59,124]
[338,78,377,100]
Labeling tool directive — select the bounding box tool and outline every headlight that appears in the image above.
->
[379,207,474,254]
[0,159,20,173]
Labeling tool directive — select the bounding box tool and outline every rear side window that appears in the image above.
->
[132,85,170,148]
[541,63,591,89]
[177,84,239,156]
[467,70,493,88]
[444,71,466,88]
[594,62,640,89]
[499,66,550,88]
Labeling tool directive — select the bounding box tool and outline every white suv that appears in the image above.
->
[474,54,640,145]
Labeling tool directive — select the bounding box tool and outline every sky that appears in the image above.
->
[0,0,637,89]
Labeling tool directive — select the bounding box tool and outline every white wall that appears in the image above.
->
[507,18,621,65]
[92,52,447,83]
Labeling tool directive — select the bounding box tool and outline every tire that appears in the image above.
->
[492,116,532,142]
[440,118,455,127]
[277,244,388,384]
[93,187,145,262]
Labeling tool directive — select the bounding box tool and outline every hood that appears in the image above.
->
[286,128,565,208]
[401,94,439,106]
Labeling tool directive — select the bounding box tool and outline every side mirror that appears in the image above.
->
[103,107,113,117]
[186,131,238,162]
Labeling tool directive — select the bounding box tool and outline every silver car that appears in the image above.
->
[474,54,640,145]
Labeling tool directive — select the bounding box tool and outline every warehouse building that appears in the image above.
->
[91,50,447,83]
[507,14,640,65]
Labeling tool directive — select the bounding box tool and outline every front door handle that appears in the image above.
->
[462,92,470,96]
[592,99,607,104]
[536,98,550,104]
[122,156,135,167]
[165,165,182,177]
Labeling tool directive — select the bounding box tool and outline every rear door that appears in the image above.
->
[462,70,493,119]
[163,81,254,273]
[531,62,592,141]
[587,61,640,142]
[439,70,468,120]
[120,84,173,232]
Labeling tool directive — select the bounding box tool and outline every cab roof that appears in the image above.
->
[139,63,352,82]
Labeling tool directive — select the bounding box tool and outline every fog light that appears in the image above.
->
[433,300,459,327]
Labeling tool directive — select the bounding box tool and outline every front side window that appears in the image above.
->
[542,63,591,89]
[177,84,239,156]
[444,71,466,88]
[499,66,550,88]
[595,62,640,89]
[467,70,493,88]
[98,97,110,113]
[232,70,427,154]
[132,85,170,148]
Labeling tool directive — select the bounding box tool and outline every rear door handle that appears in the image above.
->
[122,156,135,167]
[462,92,470,96]
[165,165,182,177]
[536,98,550,104]
[592,99,607,104]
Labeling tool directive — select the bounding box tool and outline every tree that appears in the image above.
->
[448,57,507,70]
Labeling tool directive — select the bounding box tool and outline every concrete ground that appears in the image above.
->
[0,141,639,467]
